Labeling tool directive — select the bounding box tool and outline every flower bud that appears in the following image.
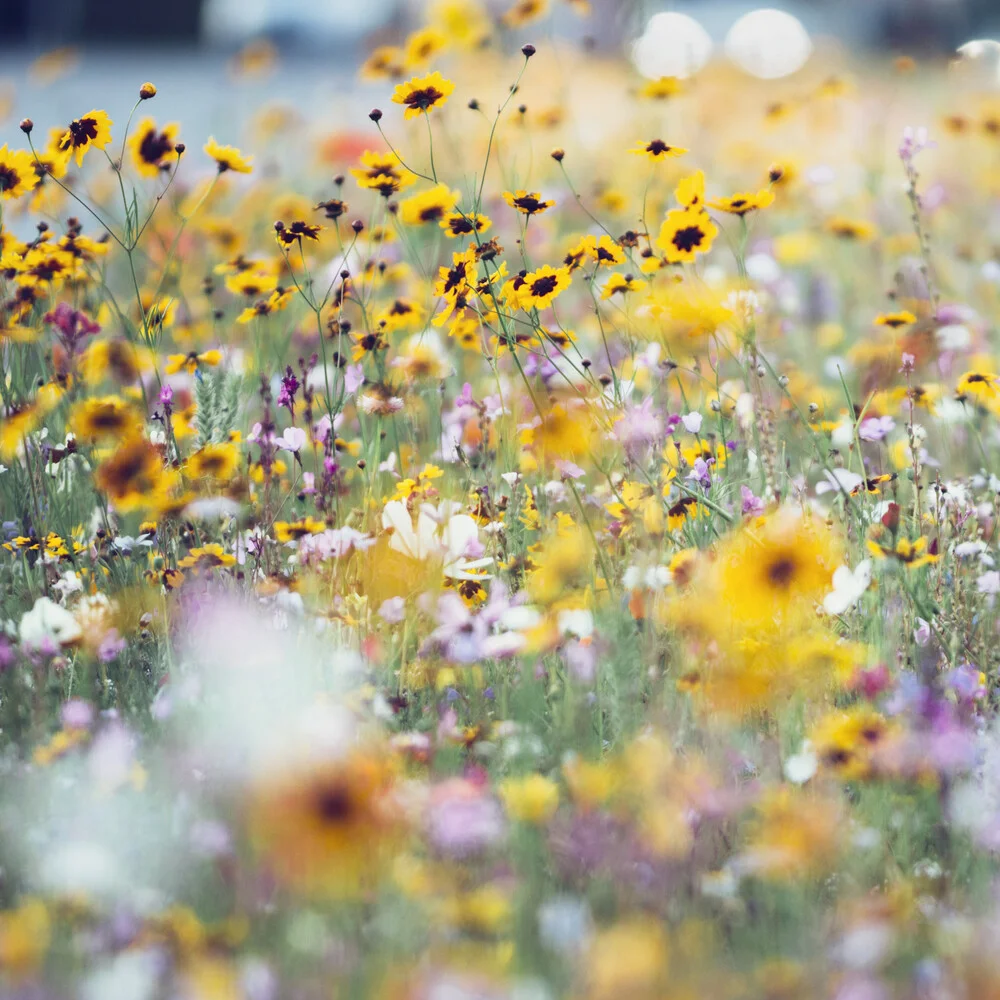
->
[139,82,157,100]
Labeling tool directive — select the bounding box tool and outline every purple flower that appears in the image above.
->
[43,302,100,354]
[740,485,764,517]
[687,457,712,490]
[276,366,300,415]
[97,628,127,663]
[858,415,895,442]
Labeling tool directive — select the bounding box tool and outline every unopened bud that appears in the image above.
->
[521,43,536,58]
[550,147,565,162]
[368,108,383,122]
[139,81,157,100]
[19,118,32,134]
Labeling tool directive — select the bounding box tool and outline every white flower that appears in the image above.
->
[19,596,82,650]
[784,741,818,784]
[816,468,863,497]
[276,426,308,453]
[557,609,594,639]
[381,500,493,580]
[823,560,872,615]
[681,411,703,434]
[53,571,84,603]
[977,571,1000,595]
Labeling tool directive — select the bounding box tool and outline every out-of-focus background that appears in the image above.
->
[0,0,998,50]
[1,1,999,149]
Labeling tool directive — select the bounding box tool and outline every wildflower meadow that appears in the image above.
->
[4,2,1000,997]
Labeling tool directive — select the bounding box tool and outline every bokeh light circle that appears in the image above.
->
[632,12,713,81]
[953,39,1000,88]
[725,8,813,80]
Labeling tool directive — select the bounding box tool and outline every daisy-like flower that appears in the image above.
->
[502,0,549,27]
[631,139,688,161]
[274,220,323,246]
[875,310,917,328]
[503,189,554,216]
[601,272,646,298]
[184,442,241,483]
[570,234,625,267]
[655,208,718,263]
[165,349,223,376]
[640,76,683,99]
[391,71,455,119]
[440,211,490,238]
[274,517,326,543]
[58,109,113,166]
[360,45,407,81]
[203,137,253,174]
[826,216,877,241]
[398,183,460,225]
[349,149,416,197]
[404,26,449,68]
[518,264,572,310]
[69,396,139,442]
[0,145,39,200]
[675,170,705,209]
[866,534,938,569]
[129,119,178,179]
[956,370,1000,401]
[382,500,493,580]
[708,189,775,215]
[177,543,237,572]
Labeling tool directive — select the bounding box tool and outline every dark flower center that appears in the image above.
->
[672,225,706,253]
[139,129,173,165]
[766,556,797,587]
[530,276,558,297]
[0,165,20,192]
[404,86,443,110]
[68,117,99,147]
[647,140,669,155]
[316,784,353,822]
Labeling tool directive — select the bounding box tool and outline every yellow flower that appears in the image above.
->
[569,234,626,268]
[184,442,241,483]
[247,749,403,898]
[274,517,326,543]
[430,0,491,48]
[398,183,460,225]
[502,0,549,28]
[391,71,455,119]
[203,136,253,174]
[165,349,223,375]
[404,26,449,68]
[745,787,843,880]
[503,189,554,216]
[58,109,113,166]
[866,533,938,569]
[875,310,917,328]
[826,216,878,241]
[811,706,895,781]
[674,169,705,209]
[707,189,775,215]
[129,118,178,179]
[601,272,646,298]
[655,208,717,263]
[0,898,50,977]
[360,45,407,81]
[631,138,687,161]
[500,774,559,824]
[349,148,417,197]
[518,264,572,310]
[440,211,490,238]
[584,919,669,1000]
[640,76,683,99]
[956,370,1000,402]
[69,396,140,442]
[0,145,40,200]
[177,543,236,571]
